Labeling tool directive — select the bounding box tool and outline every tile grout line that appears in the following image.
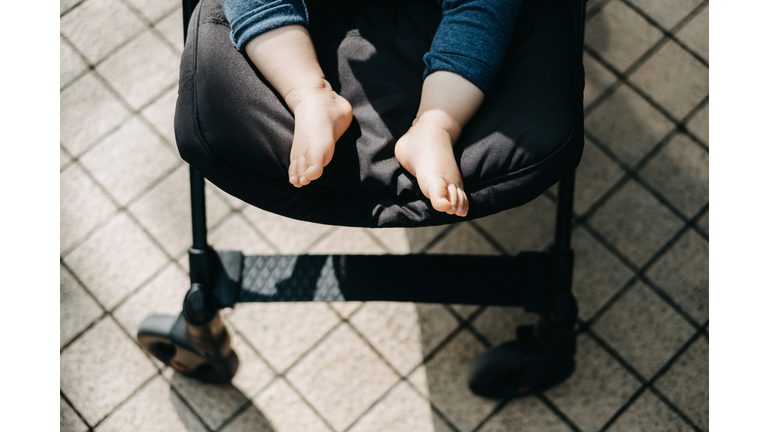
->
[537,393,584,432]
[60,389,94,432]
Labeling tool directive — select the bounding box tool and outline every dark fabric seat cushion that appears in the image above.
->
[175,0,584,228]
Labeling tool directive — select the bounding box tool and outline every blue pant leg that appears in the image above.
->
[221,0,309,51]
[424,0,522,94]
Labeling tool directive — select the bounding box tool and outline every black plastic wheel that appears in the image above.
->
[468,325,575,399]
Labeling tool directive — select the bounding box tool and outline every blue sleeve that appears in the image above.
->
[220,0,309,51]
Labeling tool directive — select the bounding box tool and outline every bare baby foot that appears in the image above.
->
[394,110,469,217]
[285,80,353,187]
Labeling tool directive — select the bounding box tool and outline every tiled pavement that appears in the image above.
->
[60,0,709,431]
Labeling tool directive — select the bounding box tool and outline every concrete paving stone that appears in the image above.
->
[61,396,89,432]
[61,146,73,170]
[96,30,181,110]
[431,410,457,432]
[626,0,703,30]
[605,389,692,432]
[60,0,146,64]
[155,7,185,53]
[588,180,684,267]
[573,137,625,215]
[349,302,426,375]
[141,85,179,145]
[80,117,180,205]
[571,227,635,321]
[368,228,411,253]
[229,333,277,398]
[630,41,709,120]
[638,133,709,218]
[675,4,708,62]
[60,163,118,254]
[348,381,435,432]
[61,317,158,425]
[61,36,88,89]
[329,301,363,317]
[64,212,169,310]
[209,214,277,254]
[61,0,82,15]
[128,165,231,256]
[583,52,617,107]
[428,223,500,255]
[477,396,572,432]
[654,336,709,430]
[286,323,401,431]
[584,0,664,72]
[60,72,131,156]
[167,371,250,430]
[646,229,709,324]
[228,303,340,372]
[470,306,538,347]
[407,364,430,398]
[472,194,555,255]
[416,304,463,356]
[406,225,452,252]
[219,404,278,432]
[586,0,611,14]
[545,334,642,432]
[592,281,697,379]
[450,304,479,319]
[61,264,103,348]
[686,102,709,147]
[96,375,207,432]
[126,0,178,23]
[585,84,676,167]
[253,379,333,432]
[242,206,332,253]
[308,227,387,254]
[112,263,187,338]
[697,210,708,235]
[422,330,499,432]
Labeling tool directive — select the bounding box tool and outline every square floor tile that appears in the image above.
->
[545,334,642,432]
[450,304,480,319]
[630,41,708,120]
[80,117,180,206]
[583,52,617,107]
[61,146,73,170]
[61,317,157,425]
[348,381,435,432]
[218,404,281,432]
[141,85,178,145]
[605,389,692,431]
[585,0,664,72]
[654,336,708,430]
[60,163,118,253]
[626,0,703,30]
[128,165,230,256]
[252,379,333,432]
[309,227,387,254]
[61,0,82,15]
[229,333,277,398]
[638,133,709,218]
[242,207,332,253]
[113,263,187,337]
[686,102,708,146]
[697,210,708,235]
[286,324,400,431]
[96,30,180,110]
[426,223,501,255]
[60,72,131,156]
[329,301,363,318]
[229,303,340,372]
[571,227,635,321]
[422,330,499,432]
[63,212,169,310]
[61,264,103,348]
[210,214,277,254]
[349,302,425,376]
[574,137,625,215]
[155,7,185,53]
[369,225,450,254]
[416,304,463,356]
[477,396,572,432]
[592,282,696,378]
[675,4,708,61]
[472,194,555,254]
[60,36,88,89]
[646,229,708,324]
[60,0,146,64]
[125,0,178,23]
[97,375,207,432]
[470,306,538,347]
[167,371,250,430]
[585,84,676,167]
[61,397,88,432]
[588,180,683,267]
